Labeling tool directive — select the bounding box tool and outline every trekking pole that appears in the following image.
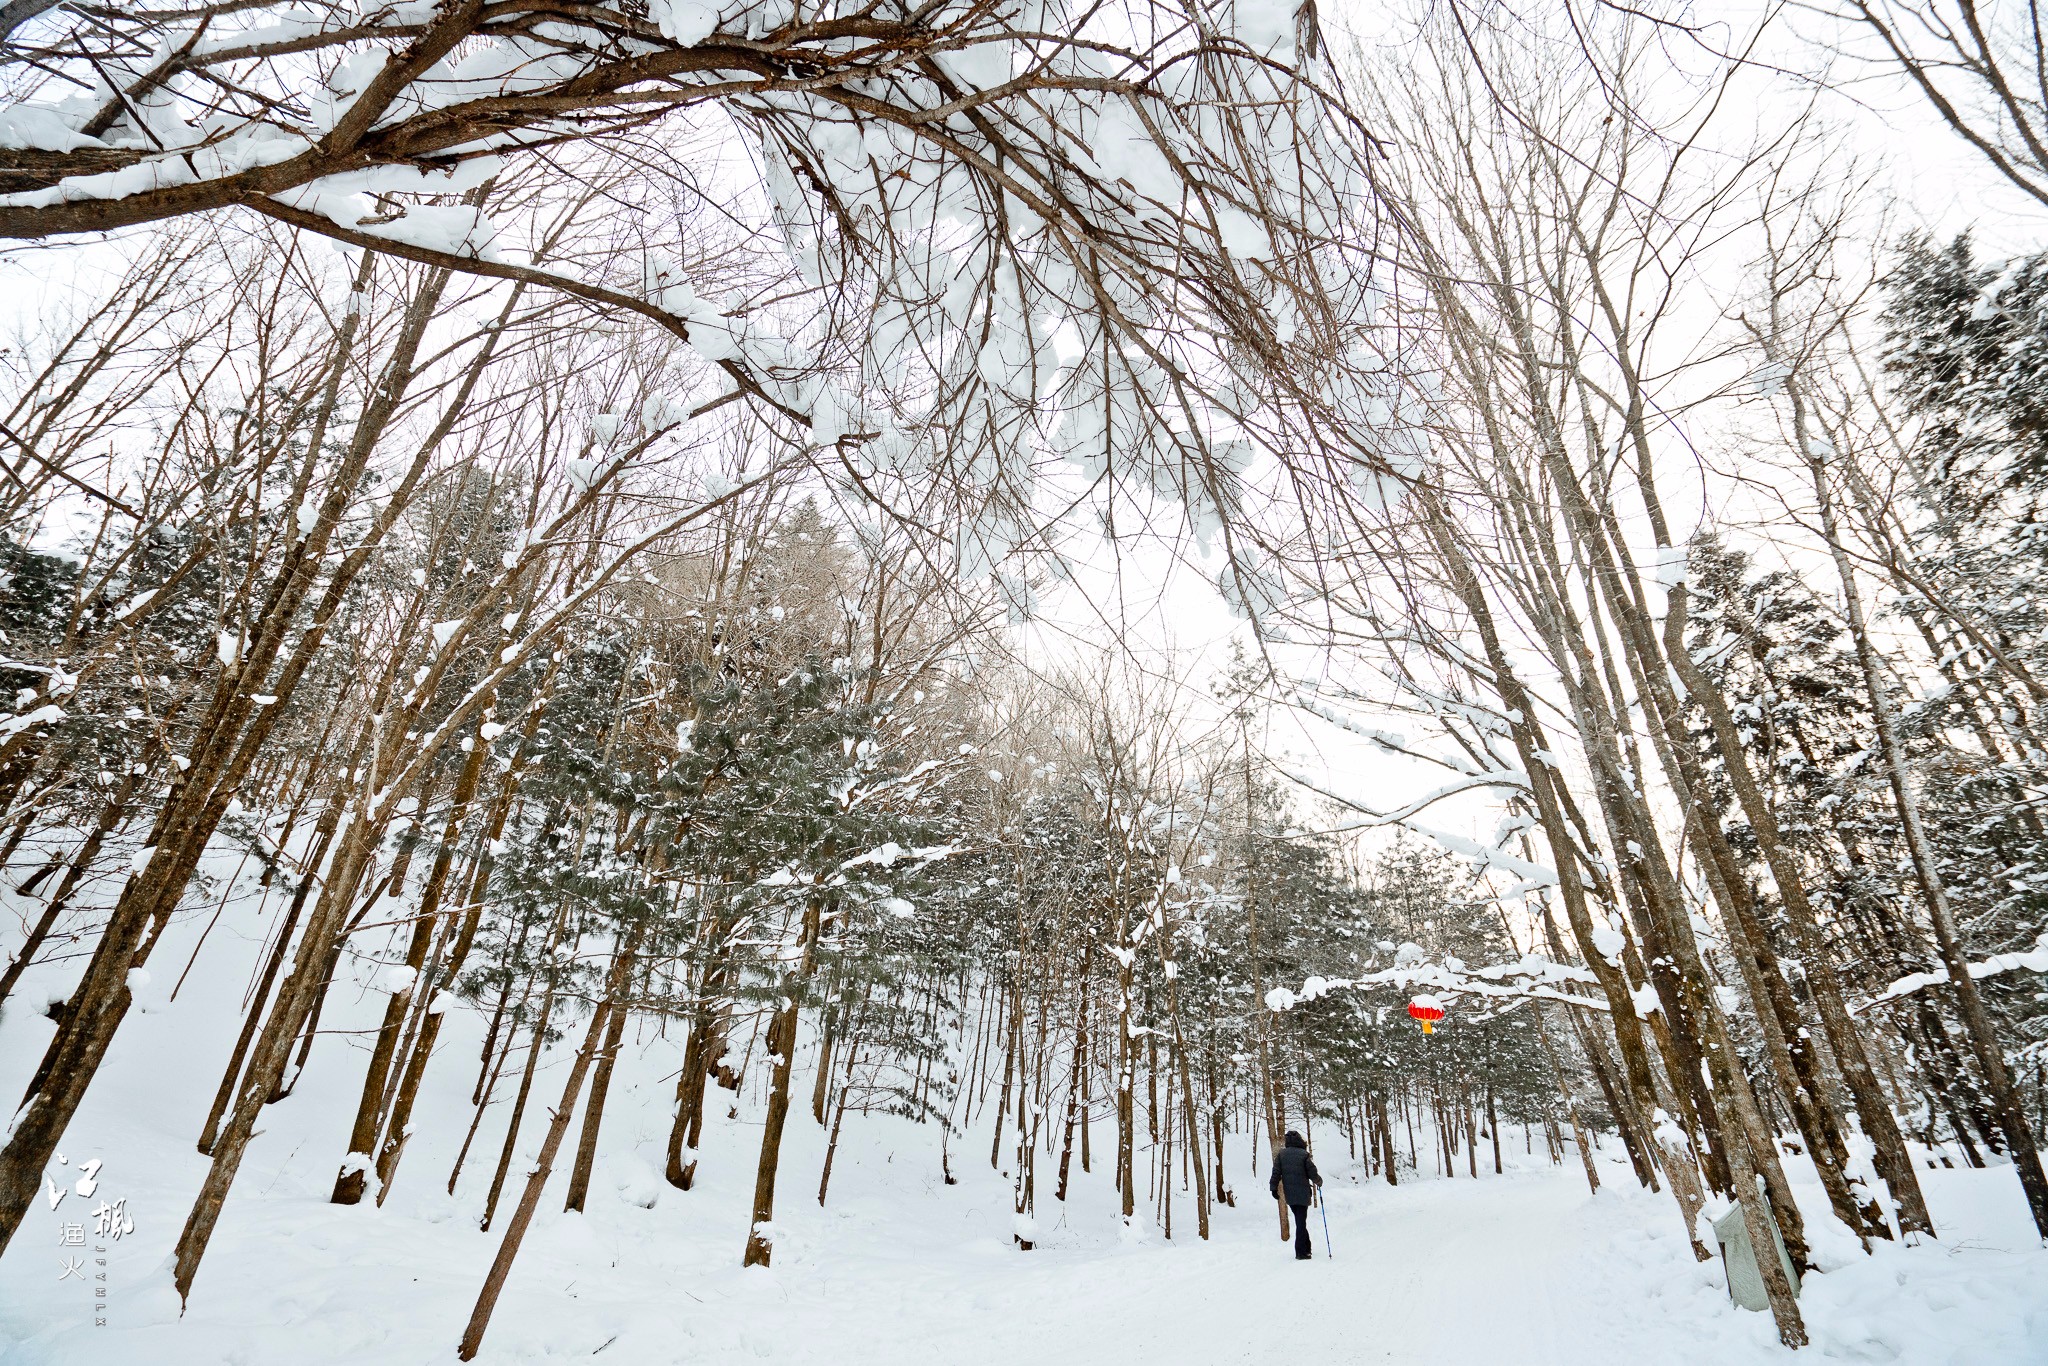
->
[1317,1187,1333,1259]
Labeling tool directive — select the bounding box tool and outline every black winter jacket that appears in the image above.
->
[1269,1145,1322,1206]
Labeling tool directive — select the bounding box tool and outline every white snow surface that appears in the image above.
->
[1,847,2045,1364]
[0,106,97,152]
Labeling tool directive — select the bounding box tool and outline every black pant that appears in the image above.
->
[1290,1202,1312,1258]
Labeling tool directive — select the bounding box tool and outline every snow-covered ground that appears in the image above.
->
[2,869,2046,1365]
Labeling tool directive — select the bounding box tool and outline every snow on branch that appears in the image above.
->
[1284,761,1552,892]
[1287,766,1533,827]
[1289,689,1487,776]
[1855,936,2048,1014]
[1263,952,1606,1015]
[0,703,64,742]
[0,0,1399,587]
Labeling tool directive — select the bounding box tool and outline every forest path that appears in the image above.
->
[897,1164,1592,1366]
[5,913,2044,1366]
[744,1149,2044,1366]
[1291,1169,1578,1363]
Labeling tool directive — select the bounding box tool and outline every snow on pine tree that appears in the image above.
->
[1872,238,2048,1164]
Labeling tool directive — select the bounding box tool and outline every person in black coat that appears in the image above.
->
[1268,1129,1323,1260]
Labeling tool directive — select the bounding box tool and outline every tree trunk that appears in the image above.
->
[1487,1086,1502,1176]
[1056,950,1090,1202]
[457,997,614,1361]
[482,968,560,1232]
[817,1072,852,1206]
[667,916,735,1190]
[743,887,826,1267]
[0,770,142,1008]
[448,1018,516,1196]
[565,931,640,1212]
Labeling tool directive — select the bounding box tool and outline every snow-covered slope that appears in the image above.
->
[2,862,2044,1364]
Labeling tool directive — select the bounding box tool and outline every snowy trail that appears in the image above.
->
[556,1152,2043,1366]
[634,1162,1601,1366]
[1098,1178,1640,1365]
[923,1177,1583,1366]
[4,1092,2047,1365]
[4,879,2046,1366]
[1307,1177,1573,1364]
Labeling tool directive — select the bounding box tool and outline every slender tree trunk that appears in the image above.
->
[817,1073,852,1206]
[667,914,735,1190]
[565,933,640,1212]
[810,992,838,1126]
[0,889,66,1009]
[743,887,826,1267]
[1113,931,1138,1223]
[457,997,614,1361]
[1487,1087,1502,1176]
[482,966,561,1232]
[374,818,506,1201]
[0,770,142,1007]
[448,1020,516,1196]
[990,975,1019,1170]
[1379,1094,1398,1186]
[1056,948,1090,1202]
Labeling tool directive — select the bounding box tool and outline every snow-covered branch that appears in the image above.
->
[1855,936,2048,1015]
[1263,951,1607,1015]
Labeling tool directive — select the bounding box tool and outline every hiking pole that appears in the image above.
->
[1317,1187,1333,1259]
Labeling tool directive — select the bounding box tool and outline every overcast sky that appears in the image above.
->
[1016,0,2048,873]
